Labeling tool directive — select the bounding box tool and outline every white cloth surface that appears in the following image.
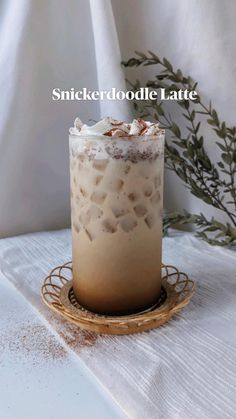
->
[0,276,126,419]
[1,0,236,236]
[0,228,235,419]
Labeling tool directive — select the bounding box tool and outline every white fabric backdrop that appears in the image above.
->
[0,0,235,237]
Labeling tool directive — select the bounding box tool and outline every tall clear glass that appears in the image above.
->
[69,132,165,315]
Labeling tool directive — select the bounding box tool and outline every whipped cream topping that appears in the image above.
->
[69,117,163,138]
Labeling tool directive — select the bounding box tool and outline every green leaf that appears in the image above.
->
[214,128,226,139]
[122,58,140,67]
[187,144,194,158]
[222,153,233,164]
[163,57,173,72]
[176,69,183,81]
[212,109,219,125]
[216,142,227,151]
[171,123,181,138]
[195,122,201,133]
[207,119,217,126]
[201,194,214,205]
[182,113,192,122]
[190,110,196,121]
[233,150,236,163]
[212,220,227,231]
[173,140,187,149]
[203,225,219,232]
[155,104,165,116]
[147,51,160,62]
[176,168,187,182]
[198,136,204,148]
[198,156,212,170]
[169,75,179,82]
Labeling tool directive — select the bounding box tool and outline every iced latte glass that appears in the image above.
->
[69,125,164,314]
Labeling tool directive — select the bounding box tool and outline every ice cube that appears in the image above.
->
[84,227,94,241]
[79,210,91,226]
[134,204,147,217]
[127,192,139,202]
[153,175,161,188]
[73,221,80,233]
[120,216,138,232]
[143,183,153,197]
[102,218,117,233]
[144,213,156,229]
[88,205,103,219]
[151,191,160,205]
[94,175,103,185]
[93,159,108,172]
[79,186,88,198]
[112,178,124,192]
[90,191,107,204]
[111,204,129,218]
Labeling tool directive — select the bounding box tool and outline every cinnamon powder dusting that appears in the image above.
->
[0,323,66,365]
[0,318,98,366]
[52,316,97,350]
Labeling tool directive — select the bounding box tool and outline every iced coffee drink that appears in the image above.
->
[69,118,164,314]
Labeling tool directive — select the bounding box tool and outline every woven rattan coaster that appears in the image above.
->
[41,262,195,335]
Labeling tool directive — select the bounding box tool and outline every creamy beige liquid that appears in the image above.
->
[70,145,164,314]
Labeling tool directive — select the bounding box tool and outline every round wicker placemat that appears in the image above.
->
[41,262,195,335]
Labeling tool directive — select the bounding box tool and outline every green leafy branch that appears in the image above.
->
[163,211,236,246]
[122,51,236,246]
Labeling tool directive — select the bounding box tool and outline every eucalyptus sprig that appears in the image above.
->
[122,51,236,246]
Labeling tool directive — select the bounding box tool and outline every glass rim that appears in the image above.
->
[69,131,165,142]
